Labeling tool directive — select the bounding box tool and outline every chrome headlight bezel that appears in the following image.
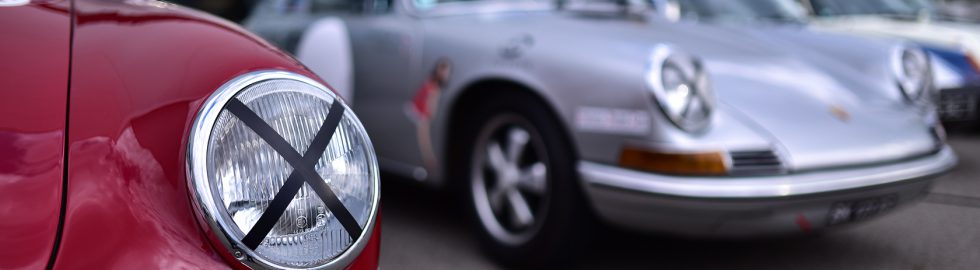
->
[646,44,715,133]
[891,45,934,105]
[186,70,380,270]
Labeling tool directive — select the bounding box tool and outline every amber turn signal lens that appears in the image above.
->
[967,53,980,75]
[619,146,727,176]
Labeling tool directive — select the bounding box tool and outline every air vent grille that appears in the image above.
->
[729,150,784,175]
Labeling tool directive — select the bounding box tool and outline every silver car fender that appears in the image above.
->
[296,17,355,102]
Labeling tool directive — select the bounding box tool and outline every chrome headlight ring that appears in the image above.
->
[646,44,715,133]
[187,70,380,270]
[892,45,934,105]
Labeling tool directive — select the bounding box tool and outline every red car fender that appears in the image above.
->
[345,208,381,270]
[0,1,71,269]
[48,0,378,269]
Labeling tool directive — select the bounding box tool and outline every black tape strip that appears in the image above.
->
[240,100,345,249]
[240,175,304,249]
[226,98,362,249]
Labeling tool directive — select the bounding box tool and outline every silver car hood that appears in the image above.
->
[685,25,939,170]
[533,13,939,169]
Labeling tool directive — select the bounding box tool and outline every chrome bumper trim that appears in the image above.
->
[579,146,956,198]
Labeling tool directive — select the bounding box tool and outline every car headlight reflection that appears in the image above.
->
[646,44,715,133]
[187,71,379,269]
[660,63,692,117]
[892,45,933,104]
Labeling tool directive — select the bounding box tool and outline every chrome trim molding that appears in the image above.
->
[728,149,785,175]
[580,146,956,198]
[645,44,715,133]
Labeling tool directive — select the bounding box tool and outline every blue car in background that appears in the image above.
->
[922,45,980,123]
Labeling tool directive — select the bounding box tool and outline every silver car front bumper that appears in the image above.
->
[578,146,957,236]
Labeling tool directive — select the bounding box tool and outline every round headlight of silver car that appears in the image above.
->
[892,45,933,103]
[187,70,379,269]
[646,44,715,132]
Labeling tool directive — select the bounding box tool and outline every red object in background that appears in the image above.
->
[0,0,380,269]
[411,80,439,119]
[795,214,812,232]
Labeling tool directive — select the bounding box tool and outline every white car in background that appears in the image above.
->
[803,0,980,61]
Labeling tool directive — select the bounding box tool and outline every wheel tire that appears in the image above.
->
[454,92,595,268]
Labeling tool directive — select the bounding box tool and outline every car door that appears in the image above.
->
[0,1,72,268]
[248,0,427,176]
[344,0,427,176]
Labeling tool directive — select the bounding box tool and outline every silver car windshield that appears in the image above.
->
[674,0,807,23]
[809,0,933,17]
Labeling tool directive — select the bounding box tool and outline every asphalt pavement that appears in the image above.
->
[379,129,980,270]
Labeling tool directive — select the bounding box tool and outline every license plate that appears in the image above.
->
[940,92,978,121]
[826,195,899,226]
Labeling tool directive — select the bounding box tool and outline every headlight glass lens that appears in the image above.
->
[647,45,714,132]
[189,71,379,269]
[661,64,691,117]
[893,46,932,102]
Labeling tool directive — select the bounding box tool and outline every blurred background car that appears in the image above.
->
[0,0,379,269]
[799,0,980,125]
[938,0,980,22]
[242,0,955,267]
[651,0,980,126]
[936,0,980,23]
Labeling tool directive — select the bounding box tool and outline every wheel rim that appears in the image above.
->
[470,114,550,246]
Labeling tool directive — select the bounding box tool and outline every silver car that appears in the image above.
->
[245,0,956,266]
[799,0,980,124]
[651,0,980,125]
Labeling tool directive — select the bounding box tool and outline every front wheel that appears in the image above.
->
[457,94,595,268]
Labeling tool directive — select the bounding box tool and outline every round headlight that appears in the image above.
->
[646,44,714,132]
[187,71,379,269]
[892,46,932,103]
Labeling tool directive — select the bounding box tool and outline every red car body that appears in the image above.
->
[0,0,379,269]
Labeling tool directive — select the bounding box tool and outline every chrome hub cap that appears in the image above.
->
[471,114,549,245]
